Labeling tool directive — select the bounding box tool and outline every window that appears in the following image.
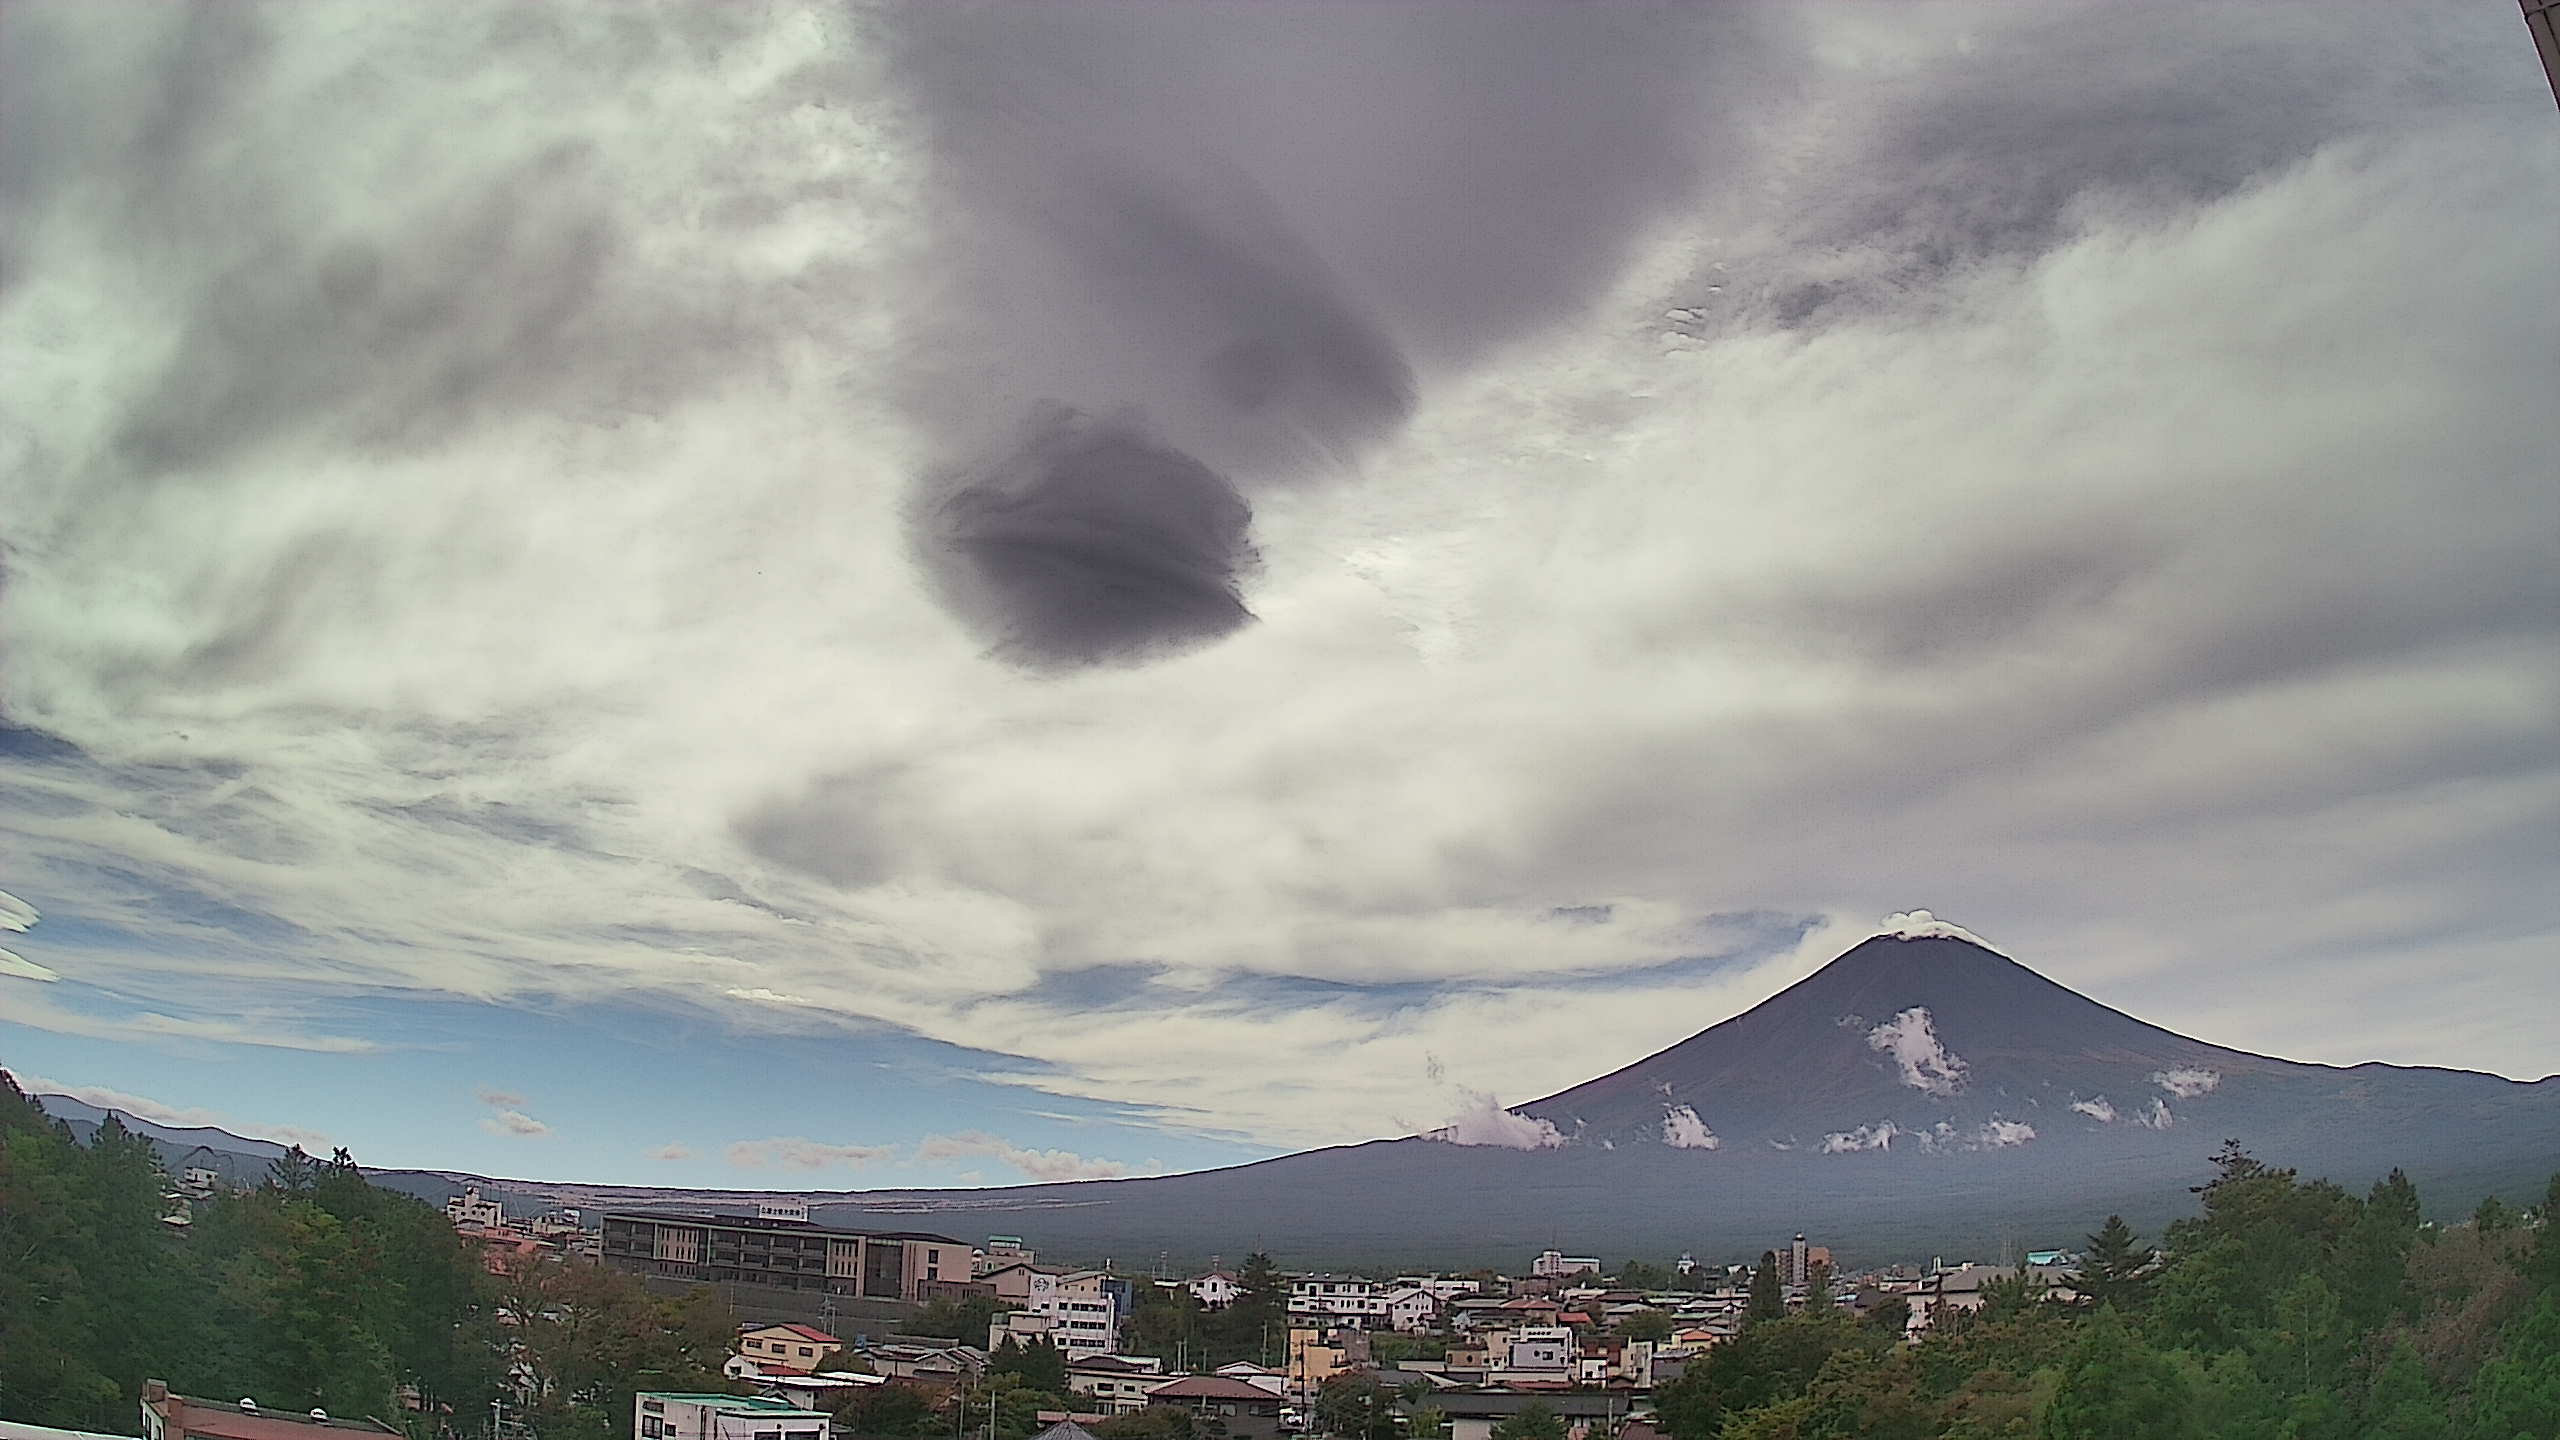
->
[642,1420,663,1438]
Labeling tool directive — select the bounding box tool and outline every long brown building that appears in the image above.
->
[600,1210,967,1300]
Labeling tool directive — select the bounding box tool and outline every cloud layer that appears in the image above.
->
[0,1,2553,1158]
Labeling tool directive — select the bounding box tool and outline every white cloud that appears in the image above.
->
[1820,1120,1903,1154]
[2070,1097,2117,1123]
[648,1142,693,1162]
[1875,910,2003,953]
[2152,1068,2220,1098]
[915,1130,1132,1182]
[1424,1090,1567,1150]
[480,1109,551,1139]
[475,1088,528,1110]
[727,1136,897,1170]
[1867,1007,1969,1096]
[1660,1104,1721,1150]
[0,948,58,983]
[0,889,37,933]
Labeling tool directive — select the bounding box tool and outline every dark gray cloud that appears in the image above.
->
[884,1,1748,667]
[909,407,1256,671]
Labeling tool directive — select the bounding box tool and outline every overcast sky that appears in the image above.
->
[1,0,2553,1190]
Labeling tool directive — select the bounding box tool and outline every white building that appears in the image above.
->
[975,1234,1036,1274]
[757,1198,811,1222]
[1380,1286,1439,1333]
[1397,1276,1483,1302]
[445,1186,503,1229]
[635,1394,827,1440]
[1504,1326,1572,1372]
[992,1272,1119,1358]
[1189,1271,1242,1309]
[1288,1276,1387,1327]
[1530,1250,1601,1280]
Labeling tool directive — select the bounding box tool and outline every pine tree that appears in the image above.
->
[2070,1215,2150,1309]
[1804,1260,1832,1310]
[1746,1251,1783,1322]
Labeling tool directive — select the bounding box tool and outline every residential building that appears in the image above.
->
[757,1198,811,1222]
[1145,1377,1287,1440]
[1775,1235,1832,1288]
[1063,1356,1167,1415]
[975,1235,1035,1274]
[1188,1271,1241,1308]
[600,1211,965,1300]
[632,1394,827,1440]
[445,1187,503,1230]
[753,1375,885,1412]
[983,1263,1061,1309]
[1286,1327,1369,1397]
[1397,1275,1483,1302]
[1417,1391,1638,1440]
[1288,1275,1386,1327]
[1381,1285,1438,1333]
[735,1323,840,1374]
[1503,1326,1572,1373]
[1530,1250,1601,1280]
[139,1386,399,1440]
[865,1342,988,1384]
[1046,1272,1122,1357]
[1214,1363,1290,1397]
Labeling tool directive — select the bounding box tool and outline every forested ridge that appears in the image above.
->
[1650,1141,2560,1438]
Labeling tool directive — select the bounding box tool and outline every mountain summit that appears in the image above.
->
[326,928,2560,1265]
[1518,932,2249,1154]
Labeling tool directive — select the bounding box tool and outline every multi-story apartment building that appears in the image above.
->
[599,1210,965,1300]
[445,1187,504,1229]
[986,1269,1120,1357]
[1530,1250,1602,1279]
[1287,1275,1387,1327]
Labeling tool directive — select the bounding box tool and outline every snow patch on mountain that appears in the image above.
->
[1874,910,2005,954]
[2153,1068,2220,1098]
[1661,1104,1721,1150]
[1821,1120,1904,1153]
[1426,1090,1566,1149]
[2071,1097,2118,1123]
[1868,1007,1969,1095]
[2133,1098,2175,1129]
[1971,1118,2037,1148]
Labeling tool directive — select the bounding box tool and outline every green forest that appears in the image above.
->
[1648,1142,2560,1439]
[0,1069,735,1440]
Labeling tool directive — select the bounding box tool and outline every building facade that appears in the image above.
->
[600,1211,965,1300]
[633,1395,827,1440]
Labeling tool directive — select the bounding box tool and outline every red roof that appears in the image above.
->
[759,1323,842,1345]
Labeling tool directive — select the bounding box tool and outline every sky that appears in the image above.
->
[0,1,2554,1193]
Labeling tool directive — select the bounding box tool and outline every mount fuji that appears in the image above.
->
[329,927,2560,1268]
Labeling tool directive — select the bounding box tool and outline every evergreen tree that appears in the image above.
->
[2474,1194,2515,1233]
[2068,1215,2150,1309]
[1803,1260,1832,1310]
[1747,1251,1784,1322]
[2040,1312,2200,1439]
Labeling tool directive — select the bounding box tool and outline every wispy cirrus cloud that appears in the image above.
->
[726,1137,897,1171]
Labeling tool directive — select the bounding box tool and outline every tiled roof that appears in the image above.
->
[1148,1377,1285,1403]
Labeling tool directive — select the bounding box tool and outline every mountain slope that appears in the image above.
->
[358,932,2560,1268]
